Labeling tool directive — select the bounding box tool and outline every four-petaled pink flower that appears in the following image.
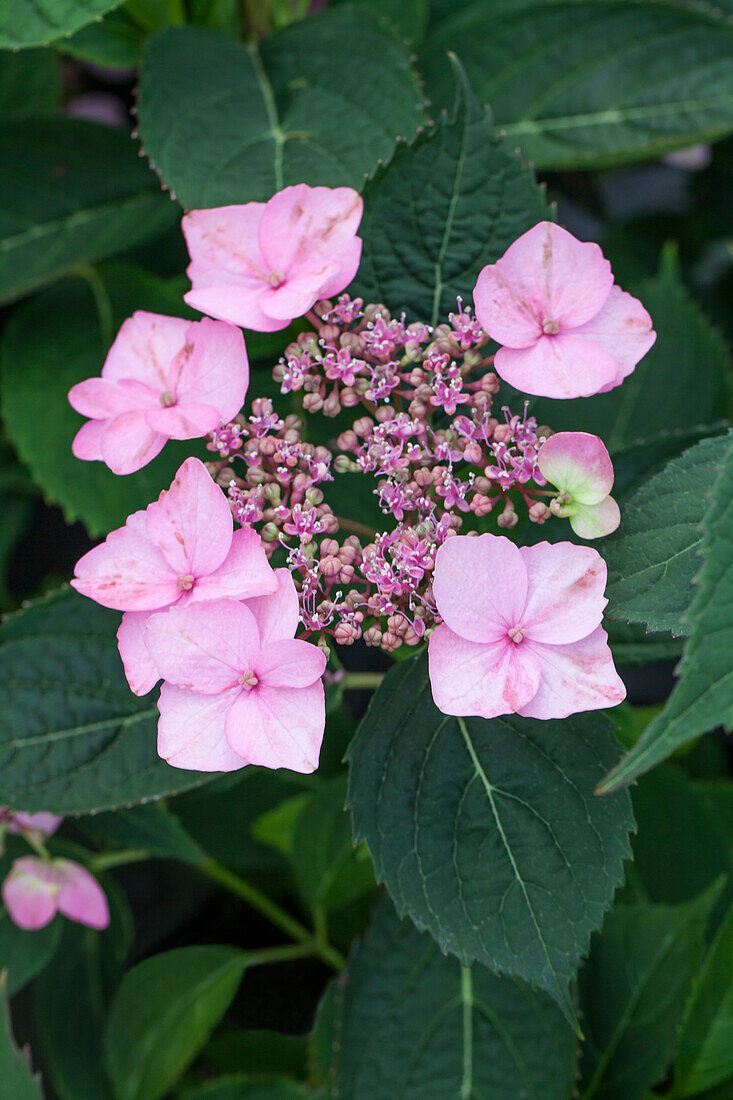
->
[538,431,620,539]
[69,312,249,474]
[144,569,326,774]
[72,457,276,695]
[428,534,625,719]
[2,857,109,931]
[473,222,655,399]
[182,184,363,332]
[0,809,62,838]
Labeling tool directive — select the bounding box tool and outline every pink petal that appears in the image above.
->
[520,542,608,645]
[117,610,160,695]
[225,682,324,773]
[259,261,341,322]
[184,287,289,332]
[68,377,146,418]
[257,639,326,688]
[2,859,58,930]
[569,496,621,540]
[432,534,527,643]
[494,334,619,399]
[56,860,109,930]
[72,419,106,461]
[258,185,363,277]
[102,311,190,388]
[320,236,362,298]
[572,284,656,389]
[144,402,220,439]
[537,431,614,505]
[72,513,178,611]
[144,599,259,693]
[244,568,300,645]
[519,626,626,719]
[192,527,277,602]
[172,318,249,423]
[100,410,167,475]
[9,812,62,837]
[145,457,233,578]
[428,626,541,718]
[157,683,244,771]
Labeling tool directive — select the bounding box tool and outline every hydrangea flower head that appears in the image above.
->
[144,570,326,773]
[473,222,655,398]
[182,184,363,332]
[2,857,109,931]
[72,457,276,694]
[69,312,248,474]
[538,431,620,539]
[428,533,625,719]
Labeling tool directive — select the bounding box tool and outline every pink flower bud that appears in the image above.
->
[2,857,109,932]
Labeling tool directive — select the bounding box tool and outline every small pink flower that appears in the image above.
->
[428,534,625,719]
[72,457,277,695]
[538,431,620,539]
[1,809,62,838]
[69,312,248,474]
[2,857,109,932]
[473,222,655,398]
[182,184,363,332]
[144,570,326,774]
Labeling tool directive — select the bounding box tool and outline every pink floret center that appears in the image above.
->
[160,389,177,407]
[177,574,195,591]
[267,271,285,289]
[507,625,526,645]
[542,318,559,335]
[238,669,259,690]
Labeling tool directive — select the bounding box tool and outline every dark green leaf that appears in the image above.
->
[579,889,720,1100]
[353,57,548,325]
[0,905,60,995]
[604,435,729,635]
[311,897,576,1099]
[198,1028,308,1080]
[606,621,683,669]
[0,975,43,1099]
[137,12,424,209]
[60,7,151,67]
[419,1,733,169]
[0,0,122,48]
[332,0,428,43]
[181,1078,310,1099]
[0,118,177,305]
[104,945,248,1100]
[346,653,634,1020]
[674,903,733,1097]
[1,265,199,537]
[78,803,206,865]
[600,431,733,791]
[0,49,60,116]
[0,588,212,815]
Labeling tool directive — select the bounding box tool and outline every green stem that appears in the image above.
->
[335,516,379,540]
[246,941,321,967]
[199,859,345,971]
[339,671,386,691]
[73,264,114,348]
[88,849,150,873]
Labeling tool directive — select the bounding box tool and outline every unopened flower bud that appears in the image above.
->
[363,625,383,646]
[470,493,494,517]
[334,622,359,645]
[263,483,281,503]
[497,502,518,529]
[364,303,389,323]
[261,522,279,542]
[338,430,359,451]
[341,387,361,407]
[305,487,324,506]
[375,405,395,422]
[529,501,552,524]
[303,393,324,413]
[334,454,359,473]
[353,417,373,438]
[463,441,483,465]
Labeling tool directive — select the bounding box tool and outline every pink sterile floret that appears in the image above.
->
[72,456,276,695]
[69,312,249,474]
[538,431,620,539]
[473,222,655,399]
[144,569,326,774]
[0,809,62,838]
[182,184,363,332]
[2,856,109,931]
[428,533,625,720]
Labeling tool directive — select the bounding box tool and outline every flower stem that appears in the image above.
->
[199,858,345,971]
[335,516,379,539]
[87,849,151,873]
[339,671,386,691]
[73,263,114,348]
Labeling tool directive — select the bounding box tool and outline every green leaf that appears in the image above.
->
[0,974,43,1099]
[198,1028,308,1080]
[418,1,733,170]
[600,431,733,792]
[104,945,248,1100]
[181,1078,311,1100]
[353,56,548,325]
[0,0,122,48]
[1,265,199,537]
[60,5,161,67]
[137,11,424,209]
[346,653,634,1021]
[604,434,729,635]
[78,803,206,865]
[606,620,684,669]
[0,49,60,116]
[0,905,60,995]
[579,889,720,1100]
[332,0,428,43]
[674,903,733,1097]
[0,117,177,305]
[311,897,576,1099]
[0,588,212,815]
[291,777,375,915]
